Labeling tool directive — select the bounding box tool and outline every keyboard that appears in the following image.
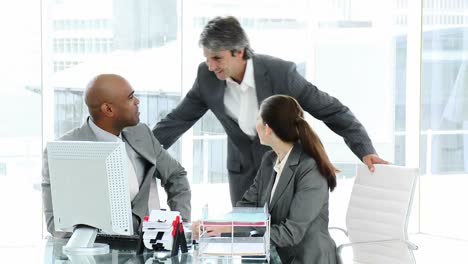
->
[95,234,142,251]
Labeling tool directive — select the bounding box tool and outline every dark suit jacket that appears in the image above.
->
[153,54,375,205]
[42,118,191,237]
[237,144,337,264]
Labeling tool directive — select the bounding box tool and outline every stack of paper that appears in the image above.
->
[198,206,270,259]
[142,210,180,250]
[202,211,267,226]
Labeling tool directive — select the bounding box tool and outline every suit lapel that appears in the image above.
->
[121,126,157,217]
[265,169,277,208]
[209,78,228,114]
[121,127,155,165]
[253,55,273,106]
[269,144,301,210]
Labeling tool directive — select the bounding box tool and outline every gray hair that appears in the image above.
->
[199,16,254,60]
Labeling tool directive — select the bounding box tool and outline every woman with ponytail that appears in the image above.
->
[204,95,338,263]
[237,94,338,263]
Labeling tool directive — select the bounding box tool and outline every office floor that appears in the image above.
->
[411,233,468,263]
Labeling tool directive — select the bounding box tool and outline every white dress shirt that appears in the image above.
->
[270,147,293,203]
[88,119,140,201]
[224,59,259,138]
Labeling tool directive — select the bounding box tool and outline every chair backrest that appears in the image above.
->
[346,164,418,264]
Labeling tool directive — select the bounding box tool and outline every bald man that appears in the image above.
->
[42,74,191,237]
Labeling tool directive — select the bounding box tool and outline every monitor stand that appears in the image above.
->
[63,226,109,255]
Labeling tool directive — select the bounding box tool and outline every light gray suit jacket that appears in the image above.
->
[42,118,191,237]
[237,144,337,264]
[153,54,375,205]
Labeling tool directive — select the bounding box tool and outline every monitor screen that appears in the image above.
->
[47,141,133,255]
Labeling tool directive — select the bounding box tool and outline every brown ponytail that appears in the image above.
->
[260,95,338,191]
[295,117,337,191]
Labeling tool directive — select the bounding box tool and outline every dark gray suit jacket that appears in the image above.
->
[42,118,191,237]
[237,144,337,264]
[153,54,375,205]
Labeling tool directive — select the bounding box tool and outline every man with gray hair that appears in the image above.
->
[153,16,387,206]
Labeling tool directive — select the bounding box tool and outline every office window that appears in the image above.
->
[0,163,6,176]
[45,0,184,191]
[0,0,42,246]
[418,1,468,239]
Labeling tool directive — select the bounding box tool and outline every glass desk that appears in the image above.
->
[42,237,281,264]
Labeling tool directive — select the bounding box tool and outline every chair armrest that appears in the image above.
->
[329,227,348,237]
[337,238,418,254]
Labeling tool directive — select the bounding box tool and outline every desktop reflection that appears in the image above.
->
[44,238,277,264]
[45,238,193,264]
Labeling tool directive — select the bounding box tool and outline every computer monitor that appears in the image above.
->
[47,141,133,255]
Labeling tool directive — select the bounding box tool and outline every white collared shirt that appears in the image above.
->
[88,118,140,201]
[270,147,293,202]
[224,59,258,138]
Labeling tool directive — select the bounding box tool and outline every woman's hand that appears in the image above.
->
[204,225,232,237]
[191,221,233,239]
[192,220,200,240]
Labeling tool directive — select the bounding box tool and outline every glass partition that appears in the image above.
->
[419,0,468,240]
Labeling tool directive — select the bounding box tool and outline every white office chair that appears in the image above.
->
[332,164,418,264]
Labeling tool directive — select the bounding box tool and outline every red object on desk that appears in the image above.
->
[172,216,181,236]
